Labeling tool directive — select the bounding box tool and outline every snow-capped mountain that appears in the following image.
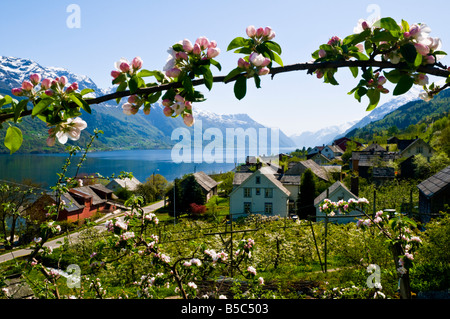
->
[331,85,433,142]
[289,120,359,148]
[0,56,295,152]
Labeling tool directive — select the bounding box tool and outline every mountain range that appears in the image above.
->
[289,85,425,148]
[0,56,295,154]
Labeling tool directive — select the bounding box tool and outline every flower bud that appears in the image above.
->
[162,99,172,107]
[238,58,249,69]
[207,47,220,59]
[183,113,194,127]
[119,62,130,73]
[377,76,387,85]
[256,27,264,38]
[174,94,184,103]
[258,67,270,76]
[45,89,54,97]
[165,68,181,78]
[132,56,143,70]
[163,105,174,117]
[176,51,188,60]
[182,39,194,52]
[11,88,23,96]
[414,43,430,56]
[361,21,370,30]
[41,78,52,90]
[318,49,327,58]
[263,27,273,38]
[128,95,138,104]
[30,73,41,85]
[46,136,56,147]
[246,25,256,38]
[196,36,209,50]
[143,107,151,115]
[21,80,34,91]
[111,70,121,80]
[425,55,436,64]
[122,102,134,115]
[208,40,217,49]
[58,76,68,87]
[192,43,202,55]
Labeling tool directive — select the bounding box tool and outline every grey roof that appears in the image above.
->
[107,177,141,191]
[364,143,386,152]
[69,186,106,206]
[280,174,301,185]
[284,160,330,182]
[373,167,395,178]
[233,172,253,185]
[417,165,450,198]
[314,181,359,206]
[193,171,218,192]
[89,183,113,195]
[326,145,344,154]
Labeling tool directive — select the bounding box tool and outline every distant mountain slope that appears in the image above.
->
[345,88,450,139]
[0,56,295,154]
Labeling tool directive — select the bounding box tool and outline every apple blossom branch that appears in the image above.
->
[1,59,449,124]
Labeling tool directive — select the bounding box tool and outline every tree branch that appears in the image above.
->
[1,60,449,123]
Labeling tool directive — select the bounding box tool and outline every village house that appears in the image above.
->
[191,171,218,202]
[321,144,344,160]
[350,143,399,179]
[417,165,450,223]
[314,181,361,224]
[229,166,290,219]
[333,137,363,152]
[29,184,117,222]
[106,176,142,192]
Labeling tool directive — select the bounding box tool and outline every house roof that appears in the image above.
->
[310,153,331,162]
[69,185,106,206]
[193,171,218,192]
[400,138,433,156]
[325,145,344,154]
[89,183,113,195]
[417,165,450,198]
[284,160,330,182]
[230,167,291,197]
[233,172,253,185]
[107,177,141,191]
[314,181,359,206]
[363,143,386,152]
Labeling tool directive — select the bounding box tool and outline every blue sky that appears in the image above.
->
[1,0,450,136]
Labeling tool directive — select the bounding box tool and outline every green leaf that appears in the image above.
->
[400,43,418,64]
[383,69,403,83]
[271,51,283,67]
[377,17,401,33]
[265,41,282,55]
[32,98,52,117]
[254,74,261,89]
[414,52,423,67]
[202,66,213,91]
[355,87,368,102]
[172,43,184,52]
[138,69,155,77]
[80,88,95,96]
[366,89,380,111]
[349,66,359,78]
[224,67,244,82]
[210,59,222,71]
[227,37,247,51]
[343,29,371,45]
[129,76,139,94]
[147,91,162,104]
[234,76,247,100]
[393,75,414,96]
[14,99,28,122]
[401,19,409,33]
[4,126,23,154]
[182,76,194,98]
[0,95,13,108]
[233,47,253,54]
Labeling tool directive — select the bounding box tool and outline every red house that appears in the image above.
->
[30,184,117,223]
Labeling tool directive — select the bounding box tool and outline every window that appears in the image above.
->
[244,188,251,198]
[416,146,423,154]
[244,202,251,214]
[255,176,261,184]
[256,188,261,195]
[264,188,273,198]
[264,202,273,214]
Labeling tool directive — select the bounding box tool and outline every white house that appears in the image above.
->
[314,181,361,224]
[321,145,344,160]
[229,166,290,219]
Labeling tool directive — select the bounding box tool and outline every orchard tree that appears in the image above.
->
[0,18,449,154]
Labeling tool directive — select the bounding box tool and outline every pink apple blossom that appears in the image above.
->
[30,73,41,85]
[131,56,143,70]
[183,113,194,127]
[192,43,202,55]
[119,62,130,73]
[207,47,220,59]
[163,105,174,117]
[258,67,270,76]
[414,43,430,56]
[21,80,34,91]
[58,76,68,87]
[196,36,209,50]
[183,39,194,52]
[165,68,181,78]
[246,25,256,38]
[11,88,23,96]
[41,78,52,90]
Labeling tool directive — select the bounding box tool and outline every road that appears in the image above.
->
[0,200,165,264]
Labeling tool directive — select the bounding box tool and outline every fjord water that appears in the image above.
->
[0,149,240,189]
